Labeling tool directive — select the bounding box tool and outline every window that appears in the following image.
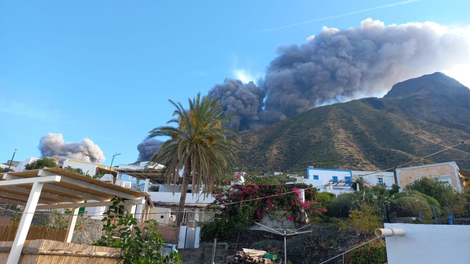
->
[345,176,352,186]
[313,175,319,180]
[378,178,384,185]
[332,176,338,183]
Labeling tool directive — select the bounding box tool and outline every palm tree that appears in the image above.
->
[147,94,239,225]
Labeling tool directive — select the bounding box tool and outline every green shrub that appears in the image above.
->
[392,190,441,216]
[390,196,434,221]
[25,158,59,170]
[316,192,335,213]
[405,177,457,208]
[330,193,355,218]
[346,239,387,264]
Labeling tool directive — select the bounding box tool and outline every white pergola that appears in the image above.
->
[0,168,148,264]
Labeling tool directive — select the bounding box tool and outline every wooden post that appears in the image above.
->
[7,182,44,264]
[211,238,217,264]
[284,229,287,264]
[66,207,80,243]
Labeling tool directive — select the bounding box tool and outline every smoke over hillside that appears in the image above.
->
[39,133,106,163]
[137,139,164,161]
[209,19,470,130]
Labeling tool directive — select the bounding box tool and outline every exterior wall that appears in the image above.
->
[384,223,470,264]
[148,207,173,225]
[351,171,395,188]
[304,167,353,195]
[396,162,462,192]
[63,159,98,176]
[149,191,215,204]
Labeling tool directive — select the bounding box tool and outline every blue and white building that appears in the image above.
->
[304,166,354,195]
[302,166,396,195]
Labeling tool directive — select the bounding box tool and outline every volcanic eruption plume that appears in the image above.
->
[136,139,164,161]
[38,133,106,163]
[209,19,470,130]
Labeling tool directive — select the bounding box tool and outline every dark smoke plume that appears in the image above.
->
[208,79,265,130]
[39,133,106,163]
[137,139,164,161]
[209,19,470,130]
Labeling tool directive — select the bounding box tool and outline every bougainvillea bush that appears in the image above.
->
[201,183,325,241]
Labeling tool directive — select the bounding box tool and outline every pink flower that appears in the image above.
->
[290,201,294,205]
[322,208,327,212]
[293,187,301,195]
[266,200,272,206]
[288,216,294,221]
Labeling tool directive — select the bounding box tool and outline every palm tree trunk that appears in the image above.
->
[177,156,191,226]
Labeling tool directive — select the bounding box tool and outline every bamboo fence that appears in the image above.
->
[0,239,122,264]
[0,226,67,242]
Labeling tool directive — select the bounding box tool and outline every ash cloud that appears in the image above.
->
[39,133,106,163]
[137,139,164,161]
[209,19,470,130]
[208,79,265,130]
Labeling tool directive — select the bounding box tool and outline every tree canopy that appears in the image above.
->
[148,94,239,224]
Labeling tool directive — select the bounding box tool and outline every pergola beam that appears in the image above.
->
[0,186,81,203]
[0,197,26,206]
[0,175,61,185]
[2,173,103,202]
[42,184,107,201]
[36,198,144,210]
[0,191,55,205]
[39,170,138,199]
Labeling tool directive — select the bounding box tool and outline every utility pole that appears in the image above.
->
[8,149,18,170]
[110,153,121,183]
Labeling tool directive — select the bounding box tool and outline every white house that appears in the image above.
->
[395,161,464,193]
[351,171,395,189]
[304,166,354,195]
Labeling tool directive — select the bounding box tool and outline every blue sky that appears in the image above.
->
[1,0,470,165]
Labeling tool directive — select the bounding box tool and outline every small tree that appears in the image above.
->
[341,204,383,235]
[93,198,182,264]
[25,158,58,170]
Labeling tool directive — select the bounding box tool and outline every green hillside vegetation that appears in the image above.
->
[236,73,470,174]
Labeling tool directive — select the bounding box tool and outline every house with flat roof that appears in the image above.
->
[396,161,464,193]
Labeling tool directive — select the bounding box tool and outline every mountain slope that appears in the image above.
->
[381,72,470,133]
[236,73,470,174]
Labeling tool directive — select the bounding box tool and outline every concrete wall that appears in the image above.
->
[149,191,215,204]
[384,223,470,264]
[396,162,462,192]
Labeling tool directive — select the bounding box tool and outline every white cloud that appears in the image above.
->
[234,70,257,84]
[444,64,470,88]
